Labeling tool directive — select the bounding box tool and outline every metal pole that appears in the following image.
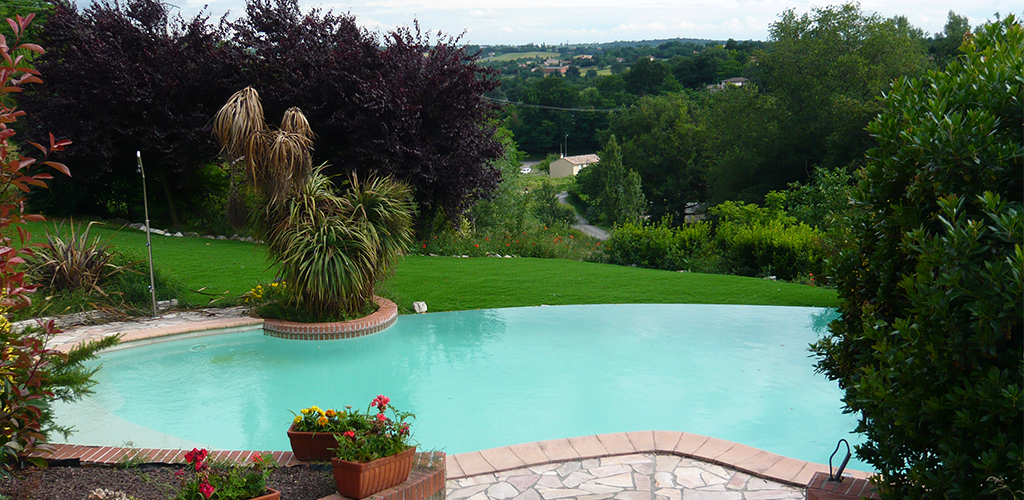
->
[137,151,158,317]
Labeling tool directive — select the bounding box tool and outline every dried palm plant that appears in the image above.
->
[280,107,314,141]
[212,87,265,162]
[244,129,313,205]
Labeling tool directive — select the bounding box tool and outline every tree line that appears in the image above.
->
[494,5,975,222]
[19,0,502,232]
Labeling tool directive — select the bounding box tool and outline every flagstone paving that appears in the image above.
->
[446,453,805,500]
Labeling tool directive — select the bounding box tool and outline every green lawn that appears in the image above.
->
[383,255,837,313]
[21,221,838,313]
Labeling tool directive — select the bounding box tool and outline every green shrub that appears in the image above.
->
[472,128,530,234]
[416,226,601,261]
[710,194,824,280]
[812,16,1022,500]
[532,179,577,228]
[605,217,717,272]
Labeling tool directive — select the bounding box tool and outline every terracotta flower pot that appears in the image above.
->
[331,447,416,499]
[287,423,337,461]
[250,488,281,500]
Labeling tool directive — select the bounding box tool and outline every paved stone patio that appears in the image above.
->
[447,453,804,500]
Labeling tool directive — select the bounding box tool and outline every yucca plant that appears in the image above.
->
[213,89,414,320]
[31,221,127,295]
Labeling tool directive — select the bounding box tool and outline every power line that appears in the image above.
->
[483,96,621,113]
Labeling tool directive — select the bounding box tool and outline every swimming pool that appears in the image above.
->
[53,304,868,470]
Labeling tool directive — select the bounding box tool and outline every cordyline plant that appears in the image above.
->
[0,13,119,477]
[214,87,414,320]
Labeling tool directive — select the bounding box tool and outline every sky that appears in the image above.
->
[165,0,1018,46]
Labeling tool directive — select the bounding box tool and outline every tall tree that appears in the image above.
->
[929,11,972,66]
[812,16,1022,499]
[232,0,503,225]
[23,0,246,225]
[605,93,705,220]
[698,84,787,204]
[575,135,646,225]
[758,3,930,175]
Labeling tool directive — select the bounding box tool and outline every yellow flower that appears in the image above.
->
[310,405,321,414]
[301,408,310,415]
[293,415,302,424]
[317,416,329,426]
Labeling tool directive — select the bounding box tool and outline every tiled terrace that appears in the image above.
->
[38,308,877,500]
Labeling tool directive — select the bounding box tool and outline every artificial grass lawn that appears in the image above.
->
[21,221,838,312]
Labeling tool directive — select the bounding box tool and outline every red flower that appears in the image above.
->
[422,243,426,248]
[343,430,356,439]
[485,237,489,241]
[199,482,215,499]
[400,423,410,435]
[376,413,388,423]
[372,395,390,410]
[474,244,479,247]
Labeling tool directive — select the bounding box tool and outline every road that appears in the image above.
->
[557,191,610,241]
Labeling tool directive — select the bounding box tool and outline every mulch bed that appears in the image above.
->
[0,464,339,500]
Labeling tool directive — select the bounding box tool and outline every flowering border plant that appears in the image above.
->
[174,448,274,500]
[289,405,364,433]
[333,395,415,463]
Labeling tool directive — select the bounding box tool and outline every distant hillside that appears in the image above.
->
[589,37,724,48]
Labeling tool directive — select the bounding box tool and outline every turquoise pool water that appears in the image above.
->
[56,304,868,470]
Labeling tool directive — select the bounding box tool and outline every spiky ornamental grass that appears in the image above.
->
[263,169,413,319]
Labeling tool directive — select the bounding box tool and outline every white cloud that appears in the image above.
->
[150,0,1019,45]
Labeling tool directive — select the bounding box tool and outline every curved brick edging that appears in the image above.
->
[444,431,874,489]
[262,296,398,340]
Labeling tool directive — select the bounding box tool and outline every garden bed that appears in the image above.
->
[0,464,338,500]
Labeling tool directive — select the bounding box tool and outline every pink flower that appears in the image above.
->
[199,482,215,499]
[372,395,390,410]
[401,423,410,435]
[376,413,388,423]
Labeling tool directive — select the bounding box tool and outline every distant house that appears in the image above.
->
[541,65,569,75]
[707,77,750,92]
[549,154,600,178]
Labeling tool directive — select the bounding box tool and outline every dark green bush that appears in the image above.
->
[710,194,824,280]
[416,226,601,261]
[812,16,1022,500]
[605,216,717,272]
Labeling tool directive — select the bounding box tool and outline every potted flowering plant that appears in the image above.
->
[174,448,279,500]
[330,395,416,499]
[287,405,363,461]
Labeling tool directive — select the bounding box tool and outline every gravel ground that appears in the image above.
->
[0,464,339,500]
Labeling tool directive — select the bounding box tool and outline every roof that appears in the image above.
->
[561,154,600,165]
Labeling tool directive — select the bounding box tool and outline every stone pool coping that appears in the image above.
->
[42,309,875,494]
